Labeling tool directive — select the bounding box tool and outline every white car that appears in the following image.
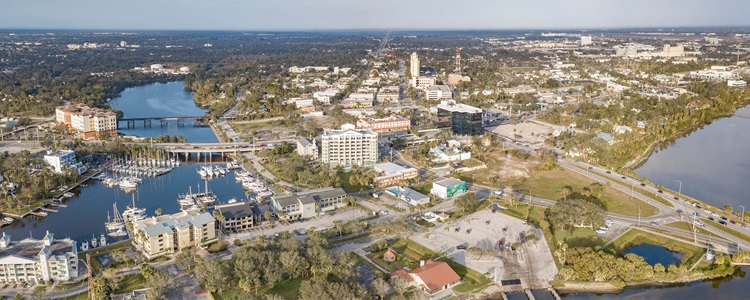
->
[712,212,719,217]
[694,220,705,227]
[596,229,607,234]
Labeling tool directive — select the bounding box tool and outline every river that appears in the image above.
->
[0,81,246,244]
[564,106,750,298]
[110,81,218,143]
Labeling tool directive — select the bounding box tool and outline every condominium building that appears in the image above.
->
[356,115,411,133]
[271,187,347,220]
[296,137,319,159]
[43,150,86,174]
[55,104,117,139]
[321,124,378,168]
[425,85,453,100]
[214,201,262,233]
[132,210,217,259]
[410,52,420,78]
[0,232,79,283]
[436,100,483,136]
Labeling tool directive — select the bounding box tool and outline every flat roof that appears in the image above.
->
[434,178,465,188]
[374,162,414,176]
[437,101,482,114]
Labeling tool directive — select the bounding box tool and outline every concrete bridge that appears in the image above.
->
[117,116,209,129]
[137,139,296,154]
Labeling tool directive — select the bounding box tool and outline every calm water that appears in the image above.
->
[635,106,750,209]
[565,106,750,298]
[109,81,218,143]
[0,164,247,243]
[624,244,684,266]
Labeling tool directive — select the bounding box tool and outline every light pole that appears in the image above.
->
[742,206,746,222]
[676,179,682,196]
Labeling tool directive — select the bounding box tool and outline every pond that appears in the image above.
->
[624,243,684,266]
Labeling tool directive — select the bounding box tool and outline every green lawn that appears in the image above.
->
[367,252,401,273]
[213,289,242,300]
[338,172,369,193]
[266,278,303,299]
[514,168,659,217]
[439,258,492,293]
[553,228,606,249]
[705,221,750,243]
[60,292,89,300]
[113,273,147,294]
[605,228,704,267]
[665,221,720,238]
[390,239,437,261]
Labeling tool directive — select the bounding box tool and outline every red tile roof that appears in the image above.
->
[391,260,460,292]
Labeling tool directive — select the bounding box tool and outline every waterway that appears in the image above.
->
[624,244,683,266]
[109,81,218,143]
[565,106,750,298]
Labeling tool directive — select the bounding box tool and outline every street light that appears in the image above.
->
[676,179,682,196]
[742,206,746,222]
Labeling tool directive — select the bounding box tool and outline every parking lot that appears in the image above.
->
[410,209,557,290]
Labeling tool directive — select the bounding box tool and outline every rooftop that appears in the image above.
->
[437,100,481,114]
[214,201,261,219]
[374,162,416,176]
[0,232,75,261]
[136,211,215,237]
[434,178,464,187]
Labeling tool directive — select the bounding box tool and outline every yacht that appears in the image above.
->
[105,203,125,231]
[2,217,13,222]
[119,178,138,189]
[108,228,127,238]
[90,235,98,248]
[99,234,107,247]
[197,168,208,177]
[80,240,89,252]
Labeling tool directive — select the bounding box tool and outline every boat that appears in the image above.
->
[122,194,147,222]
[90,235,98,248]
[227,198,238,204]
[102,177,119,188]
[108,228,127,238]
[197,168,208,177]
[205,166,214,177]
[195,180,217,204]
[62,192,75,198]
[119,178,138,189]
[106,203,125,231]
[80,240,89,252]
[2,217,13,222]
[100,234,107,247]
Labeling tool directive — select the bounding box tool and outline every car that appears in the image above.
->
[596,229,607,234]
[708,216,715,221]
[694,220,705,227]
[456,245,467,250]
[379,210,389,215]
[712,212,719,217]
[719,220,727,225]
[650,221,660,227]
[674,196,679,200]
[731,220,737,225]
[676,209,683,214]
[621,176,626,179]
[606,171,612,174]
[640,183,646,186]
[721,216,728,221]
[658,190,663,193]
[485,220,491,225]
[466,229,472,234]
[455,227,461,232]
[588,166,593,169]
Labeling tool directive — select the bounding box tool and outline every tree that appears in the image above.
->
[144,269,176,300]
[724,204,733,214]
[155,207,163,216]
[455,192,480,212]
[558,186,573,200]
[547,198,604,230]
[371,277,391,299]
[195,259,232,292]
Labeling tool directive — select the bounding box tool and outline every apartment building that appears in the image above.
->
[132,211,217,259]
[296,137,319,159]
[214,201,262,233]
[271,187,347,220]
[43,150,86,174]
[356,115,411,133]
[0,232,79,283]
[321,124,378,168]
[376,86,400,103]
[55,104,117,139]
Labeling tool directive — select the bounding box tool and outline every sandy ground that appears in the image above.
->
[490,121,556,145]
[0,141,46,154]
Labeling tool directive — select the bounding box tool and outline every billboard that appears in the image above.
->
[446,181,467,198]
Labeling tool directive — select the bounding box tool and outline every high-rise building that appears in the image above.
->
[410,52,420,78]
[436,100,483,136]
[321,124,378,168]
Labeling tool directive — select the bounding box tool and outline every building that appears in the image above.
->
[296,137,319,159]
[385,186,430,206]
[356,115,411,133]
[373,162,418,187]
[132,210,218,259]
[728,80,748,87]
[383,249,396,262]
[425,85,453,100]
[213,201,262,233]
[43,150,86,174]
[431,178,466,199]
[429,146,471,163]
[580,36,592,46]
[376,86,400,103]
[321,124,378,168]
[0,231,79,283]
[313,89,340,105]
[271,187,347,220]
[436,100,483,135]
[410,52,420,78]
[55,104,117,139]
[410,76,437,89]
[294,98,314,109]
[447,74,471,85]
[391,260,461,294]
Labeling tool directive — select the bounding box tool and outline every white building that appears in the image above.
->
[425,85,453,100]
[294,98,314,109]
[429,146,471,163]
[728,80,747,87]
[43,150,86,174]
[313,89,339,105]
[410,76,436,89]
[0,231,79,283]
[580,36,592,46]
[321,124,378,168]
[410,52,420,78]
[296,137,318,159]
[431,178,467,199]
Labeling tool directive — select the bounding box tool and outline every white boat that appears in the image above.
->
[100,234,107,247]
[119,178,138,189]
[80,240,89,252]
[106,203,125,231]
[62,192,75,198]
[122,194,147,222]
[2,217,13,222]
[227,198,238,204]
[90,235,98,248]
[102,177,119,188]
[205,167,215,177]
[108,228,127,237]
[197,168,208,177]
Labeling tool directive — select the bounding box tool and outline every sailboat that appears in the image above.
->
[106,203,125,231]
[194,179,217,205]
[122,194,146,222]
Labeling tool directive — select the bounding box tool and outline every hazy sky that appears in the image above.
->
[1,0,748,30]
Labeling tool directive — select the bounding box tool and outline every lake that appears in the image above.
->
[624,244,684,266]
[109,81,218,143]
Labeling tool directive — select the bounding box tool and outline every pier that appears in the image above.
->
[735,112,750,119]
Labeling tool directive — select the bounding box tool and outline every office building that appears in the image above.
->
[410,52,420,78]
[271,187,347,220]
[356,115,411,133]
[373,162,419,187]
[580,36,592,46]
[296,137,319,159]
[436,100,483,135]
[425,85,453,100]
[321,124,378,168]
[43,150,86,174]
[431,178,467,199]
[213,201,262,233]
[0,231,79,283]
[132,210,218,259]
[410,76,436,89]
[55,104,118,139]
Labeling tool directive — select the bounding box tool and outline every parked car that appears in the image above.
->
[719,220,727,225]
[456,244,467,250]
[650,221,660,227]
[640,183,646,187]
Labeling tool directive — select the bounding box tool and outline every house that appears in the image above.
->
[383,249,396,262]
[296,137,318,159]
[43,150,86,174]
[373,162,418,187]
[391,260,461,294]
[213,201,262,233]
[431,178,466,199]
[421,212,448,223]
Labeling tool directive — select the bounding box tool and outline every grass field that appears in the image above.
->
[665,221,721,238]
[266,278,303,299]
[605,228,704,267]
[513,168,659,217]
[566,164,674,208]
[554,228,606,249]
[391,239,437,261]
[367,251,401,273]
[439,258,492,293]
[338,171,369,193]
[705,221,750,243]
[113,273,147,294]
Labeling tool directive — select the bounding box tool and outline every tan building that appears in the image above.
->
[373,162,418,187]
[356,115,411,133]
[132,210,217,259]
[0,232,79,283]
[271,187,347,220]
[214,201,262,233]
[447,74,471,85]
[55,104,117,139]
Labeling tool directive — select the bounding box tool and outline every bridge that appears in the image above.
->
[117,116,209,129]
[134,139,296,154]
[735,112,750,120]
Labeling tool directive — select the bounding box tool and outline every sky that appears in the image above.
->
[1,0,748,30]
